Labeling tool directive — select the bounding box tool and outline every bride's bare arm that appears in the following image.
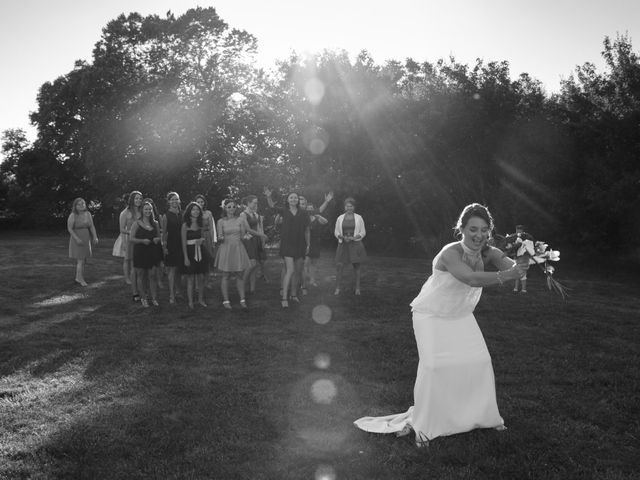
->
[440,246,524,287]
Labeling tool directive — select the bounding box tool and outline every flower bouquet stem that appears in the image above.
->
[519,254,569,300]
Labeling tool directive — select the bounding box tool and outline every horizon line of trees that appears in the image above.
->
[1,7,639,255]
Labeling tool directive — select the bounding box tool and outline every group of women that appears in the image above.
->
[68,189,369,309]
[68,197,529,446]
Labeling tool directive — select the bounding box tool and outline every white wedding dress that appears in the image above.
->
[354,243,504,443]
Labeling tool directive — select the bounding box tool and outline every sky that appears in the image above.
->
[1,0,638,141]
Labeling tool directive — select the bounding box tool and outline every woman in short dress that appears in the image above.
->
[240,195,269,294]
[161,192,182,304]
[67,197,98,286]
[181,201,208,309]
[144,197,164,289]
[215,199,251,309]
[194,194,217,270]
[334,197,367,295]
[112,191,142,299]
[301,192,332,292]
[277,192,311,308]
[130,201,161,307]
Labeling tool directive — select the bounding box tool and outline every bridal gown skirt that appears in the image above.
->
[354,311,504,441]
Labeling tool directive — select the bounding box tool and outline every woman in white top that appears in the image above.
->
[334,197,367,295]
[354,203,528,446]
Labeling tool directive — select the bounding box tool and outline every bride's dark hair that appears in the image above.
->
[453,203,494,238]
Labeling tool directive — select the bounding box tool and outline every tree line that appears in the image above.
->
[1,7,639,255]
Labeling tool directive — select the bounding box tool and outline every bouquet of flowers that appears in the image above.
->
[502,232,568,299]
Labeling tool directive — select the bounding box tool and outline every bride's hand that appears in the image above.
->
[505,262,528,280]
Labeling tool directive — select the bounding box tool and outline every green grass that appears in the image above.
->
[1,233,639,479]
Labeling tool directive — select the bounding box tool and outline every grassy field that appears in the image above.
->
[1,233,639,480]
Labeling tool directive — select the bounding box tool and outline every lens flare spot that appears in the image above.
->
[311,378,337,404]
[309,138,326,155]
[315,464,336,480]
[472,93,481,100]
[305,78,325,105]
[303,127,329,155]
[314,353,331,370]
[312,304,332,325]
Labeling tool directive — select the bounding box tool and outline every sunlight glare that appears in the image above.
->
[304,78,325,105]
[31,293,85,308]
[315,464,336,480]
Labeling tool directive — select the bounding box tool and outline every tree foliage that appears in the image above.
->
[1,9,638,254]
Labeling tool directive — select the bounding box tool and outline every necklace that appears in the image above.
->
[459,241,484,271]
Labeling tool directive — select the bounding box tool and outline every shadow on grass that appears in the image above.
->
[2,234,640,479]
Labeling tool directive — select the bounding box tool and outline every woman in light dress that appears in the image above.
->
[354,203,528,445]
[67,198,98,286]
[112,191,142,300]
[215,199,251,309]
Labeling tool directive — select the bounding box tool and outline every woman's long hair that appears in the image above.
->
[183,201,203,227]
[127,190,143,213]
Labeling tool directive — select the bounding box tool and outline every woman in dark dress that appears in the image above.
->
[240,195,269,294]
[181,201,208,309]
[161,192,182,305]
[144,197,164,289]
[131,201,161,307]
[276,192,310,308]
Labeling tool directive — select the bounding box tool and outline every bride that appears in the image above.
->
[354,203,528,445]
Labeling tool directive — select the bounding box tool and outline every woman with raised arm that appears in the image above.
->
[354,203,528,446]
[68,198,98,286]
[302,192,332,291]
